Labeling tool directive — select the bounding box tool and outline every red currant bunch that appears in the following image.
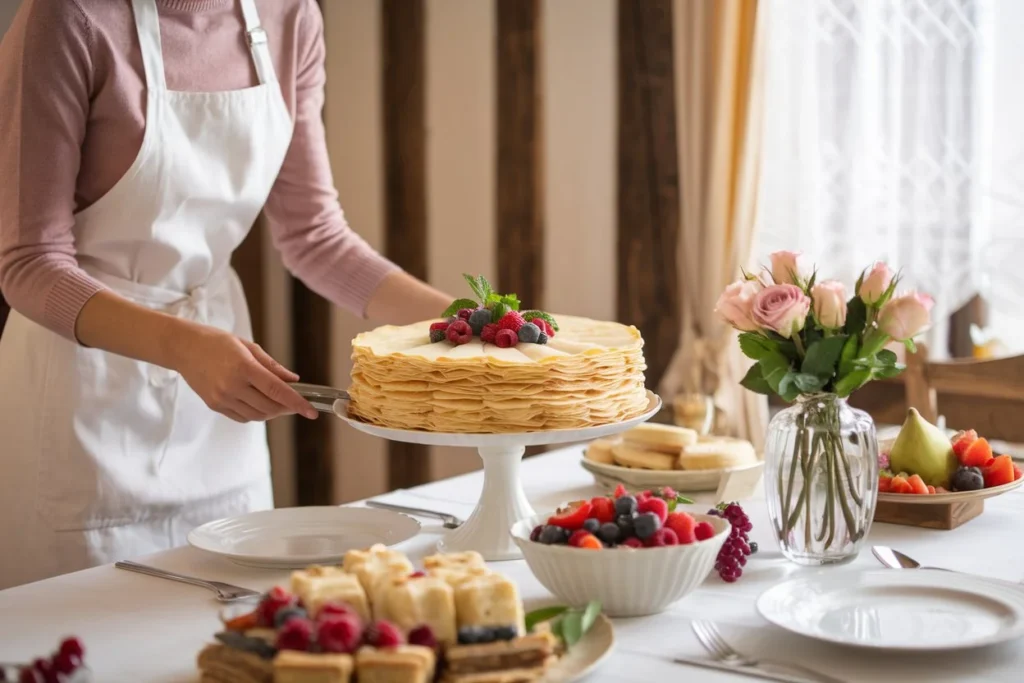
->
[708,502,756,582]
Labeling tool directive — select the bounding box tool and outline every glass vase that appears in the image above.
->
[764,393,878,565]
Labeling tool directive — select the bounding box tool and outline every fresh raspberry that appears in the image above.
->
[276,617,314,651]
[480,323,499,343]
[446,320,473,345]
[58,638,85,661]
[612,484,628,498]
[317,602,359,621]
[588,497,616,524]
[665,511,697,544]
[19,667,44,683]
[620,537,643,548]
[408,571,426,578]
[257,586,296,627]
[52,651,81,675]
[530,317,554,337]
[317,614,363,654]
[694,521,715,541]
[660,486,678,500]
[637,496,668,524]
[429,321,450,332]
[497,311,526,332]
[457,308,475,321]
[408,625,438,650]
[644,528,679,547]
[364,620,405,648]
[494,328,518,348]
[567,529,591,547]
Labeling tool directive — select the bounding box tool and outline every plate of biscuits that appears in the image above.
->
[580,423,763,493]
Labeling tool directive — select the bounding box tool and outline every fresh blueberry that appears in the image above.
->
[536,332,549,345]
[469,308,492,335]
[749,541,758,554]
[598,522,620,544]
[582,518,601,534]
[539,525,566,545]
[273,606,308,629]
[492,625,518,641]
[458,626,494,644]
[634,512,661,540]
[429,329,447,343]
[615,513,635,535]
[614,495,638,516]
[517,322,541,343]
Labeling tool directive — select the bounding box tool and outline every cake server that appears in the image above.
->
[290,382,350,413]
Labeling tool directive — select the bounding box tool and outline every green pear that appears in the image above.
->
[888,408,958,488]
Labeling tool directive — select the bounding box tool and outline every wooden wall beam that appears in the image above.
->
[292,278,334,505]
[616,0,680,390]
[496,0,544,307]
[382,0,432,490]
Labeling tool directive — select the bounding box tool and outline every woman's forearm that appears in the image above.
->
[365,270,453,326]
[74,290,193,369]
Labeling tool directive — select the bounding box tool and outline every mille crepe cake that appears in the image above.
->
[348,276,648,433]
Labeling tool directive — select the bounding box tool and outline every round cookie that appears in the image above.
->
[677,436,758,470]
[621,423,698,454]
[611,442,677,471]
[584,438,618,464]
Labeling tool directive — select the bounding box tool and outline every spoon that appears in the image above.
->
[873,546,1024,586]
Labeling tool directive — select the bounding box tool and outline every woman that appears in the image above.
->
[0,0,450,589]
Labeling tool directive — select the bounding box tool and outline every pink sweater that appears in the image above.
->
[0,0,398,340]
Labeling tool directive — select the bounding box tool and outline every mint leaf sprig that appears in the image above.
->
[524,600,602,648]
[440,273,559,329]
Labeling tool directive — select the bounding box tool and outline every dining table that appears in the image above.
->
[2,444,1023,682]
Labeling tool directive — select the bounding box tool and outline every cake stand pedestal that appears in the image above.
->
[334,391,661,561]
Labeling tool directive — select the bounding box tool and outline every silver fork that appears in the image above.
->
[692,620,846,683]
[365,500,463,529]
[114,560,261,602]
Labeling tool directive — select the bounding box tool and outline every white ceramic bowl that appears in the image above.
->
[510,512,730,617]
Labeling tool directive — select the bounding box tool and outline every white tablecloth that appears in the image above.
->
[2,446,1023,682]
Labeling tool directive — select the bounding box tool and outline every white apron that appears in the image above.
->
[0,0,293,589]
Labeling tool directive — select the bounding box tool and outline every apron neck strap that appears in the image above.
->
[130,0,279,91]
[239,0,277,85]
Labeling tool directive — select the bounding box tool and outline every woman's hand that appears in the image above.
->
[171,325,318,423]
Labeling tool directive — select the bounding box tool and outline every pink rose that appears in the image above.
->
[811,280,847,329]
[769,250,811,285]
[877,292,933,340]
[752,284,812,339]
[715,280,760,332]
[858,261,894,305]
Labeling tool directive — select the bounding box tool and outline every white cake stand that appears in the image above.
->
[334,391,662,561]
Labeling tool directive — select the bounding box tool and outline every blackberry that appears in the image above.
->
[429,329,446,343]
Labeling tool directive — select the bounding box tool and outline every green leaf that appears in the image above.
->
[837,334,859,377]
[800,335,847,379]
[876,273,901,308]
[560,610,584,647]
[739,363,772,395]
[499,293,521,311]
[580,601,601,636]
[854,269,865,297]
[667,494,694,512]
[876,349,898,366]
[520,310,560,331]
[872,363,905,379]
[903,338,917,354]
[834,368,871,397]
[803,319,823,347]
[490,302,510,322]
[759,352,792,395]
[793,372,827,393]
[844,297,867,337]
[777,373,801,402]
[441,298,480,318]
[463,274,485,302]
[476,275,494,300]
[806,269,817,290]
[738,332,778,361]
[524,605,568,632]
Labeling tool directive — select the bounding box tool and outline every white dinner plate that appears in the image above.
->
[757,570,1024,651]
[580,456,764,493]
[188,507,421,569]
[541,613,615,682]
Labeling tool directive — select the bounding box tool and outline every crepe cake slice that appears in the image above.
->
[374,574,458,646]
[197,643,274,683]
[355,645,436,683]
[342,544,414,597]
[272,650,354,683]
[442,633,559,683]
[289,566,370,621]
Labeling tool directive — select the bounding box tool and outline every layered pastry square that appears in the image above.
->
[442,633,558,683]
[453,574,525,635]
[273,650,354,683]
[427,566,492,588]
[290,566,369,621]
[343,544,415,595]
[374,574,457,646]
[423,551,486,572]
[355,645,436,683]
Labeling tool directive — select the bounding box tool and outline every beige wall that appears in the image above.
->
[320,0,617,502]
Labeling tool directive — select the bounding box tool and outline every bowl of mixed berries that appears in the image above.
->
[511,485,739,616]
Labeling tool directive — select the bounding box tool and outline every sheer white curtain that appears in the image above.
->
[754,0,992,357]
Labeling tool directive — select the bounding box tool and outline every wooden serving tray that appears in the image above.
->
[873,477,1023,530]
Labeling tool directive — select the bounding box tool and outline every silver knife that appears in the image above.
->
[290,383,350,413]
[670,656,820,683]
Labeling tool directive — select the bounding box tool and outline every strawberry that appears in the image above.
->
[1015,464,1023,481]
[926,485,936,494]
[547,501,593,530]
[589,497,616,524]
[637,496,668,523]
[612,483,628,498]
[620,537,643,548]
[530,317,555,337]
[877,475,892,493]
[693,521,715,541]
[907,474,929,495]
[952,429,978,461]
[665,511,696,544]
[889,475,912,494]
[497,311,526,333]
[961,437,993,468]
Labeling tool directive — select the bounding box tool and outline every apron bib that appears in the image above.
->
[0,0,293,589]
